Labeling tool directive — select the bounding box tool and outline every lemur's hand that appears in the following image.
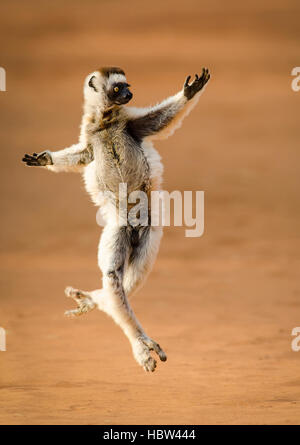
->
[184,68,210,100]
[22,151,53,167]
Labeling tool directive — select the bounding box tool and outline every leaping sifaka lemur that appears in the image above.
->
[22,66,210,372]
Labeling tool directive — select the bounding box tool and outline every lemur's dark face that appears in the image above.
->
[85,68,133,107]
[108,82,133,105]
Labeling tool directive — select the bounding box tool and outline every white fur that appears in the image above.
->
[38,70,208,372]
[107,73,127,86]
[46,143,86,173]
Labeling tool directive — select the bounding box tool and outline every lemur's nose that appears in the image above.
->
[126,91,133,100]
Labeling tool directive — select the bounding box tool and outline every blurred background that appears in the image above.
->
[0,0,300,424]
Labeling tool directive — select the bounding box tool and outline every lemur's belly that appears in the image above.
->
[97,149,149,192]
[83,140,163,208]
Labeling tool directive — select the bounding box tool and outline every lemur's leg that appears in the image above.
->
[64,227,162,311]
[123,226,167,368]
[65,226,162,317]
[97,224,166,372]
[123,226,163,296]
[65,224,166,372]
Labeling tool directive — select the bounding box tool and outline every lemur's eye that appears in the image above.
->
[114,86,119,93]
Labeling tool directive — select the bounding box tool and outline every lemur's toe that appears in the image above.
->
[65,286,77,298]
[64,309,81,318]
[156,346,167,362]
[65,286,75,297]
[143,356,157,373]
[65,286,83,299]
[141,337,167,362]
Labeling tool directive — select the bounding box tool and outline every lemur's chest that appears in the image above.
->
[89,123,151,193]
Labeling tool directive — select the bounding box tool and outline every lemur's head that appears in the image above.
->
[84,67,133,109]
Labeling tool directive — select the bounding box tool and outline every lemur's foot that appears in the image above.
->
[184,67,210,100]
[64,286,96,318]
[132,335,167,373]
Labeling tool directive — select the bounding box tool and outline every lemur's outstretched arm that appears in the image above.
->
[22,143,94,173]
[126,68,210,141]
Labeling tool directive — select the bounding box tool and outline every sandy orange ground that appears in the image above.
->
[0,0,300,424]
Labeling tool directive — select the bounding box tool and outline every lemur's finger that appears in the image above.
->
[23,154,34,160]
[195,74,199,81]
[200,67,206,80]
[25,159,40,166]
[204,70,210,83]
[23,154,41,164]
[24,159,38,164]
[23,158,37,163]
[184,75,191,87]
[200,70,209,85]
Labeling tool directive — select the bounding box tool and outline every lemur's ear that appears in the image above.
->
[88,76,98,92]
